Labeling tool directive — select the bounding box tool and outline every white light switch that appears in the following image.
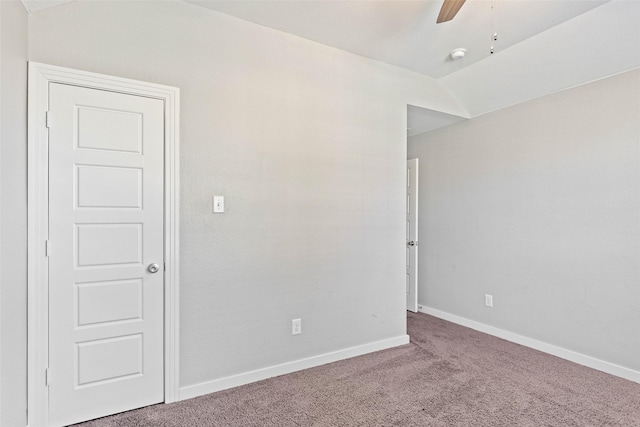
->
[213,195,225,213]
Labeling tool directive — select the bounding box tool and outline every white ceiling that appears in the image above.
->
[185,0,607,79]
[185,0,639,135]
[22,0,640,135]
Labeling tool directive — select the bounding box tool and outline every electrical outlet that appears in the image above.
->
[292,318,302,335]
[485,294,493,307]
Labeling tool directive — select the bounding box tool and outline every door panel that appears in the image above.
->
[76,165,142,208]
[76,279,143,326]
[76,334,143,386]
[48,83,164,426]
[76,223,143,266]
[76,106,143,152]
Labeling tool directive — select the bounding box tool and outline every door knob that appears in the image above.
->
[407,241,415,246]
[147,263,160,273]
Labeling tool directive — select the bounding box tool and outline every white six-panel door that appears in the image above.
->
[48,83,165,426]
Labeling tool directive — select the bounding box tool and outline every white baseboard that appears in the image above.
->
[418,305,640,384]
[179,334,410,401]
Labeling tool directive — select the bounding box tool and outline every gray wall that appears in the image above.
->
[0,1,28,425]
[408,69,640,372]
[23,0,462,401]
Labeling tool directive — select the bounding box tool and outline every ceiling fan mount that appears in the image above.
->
[437,0,467,24]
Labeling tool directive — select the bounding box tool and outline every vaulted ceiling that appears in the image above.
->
[186,0,606,80]
[22,0,640,135]
[184,0,640,135]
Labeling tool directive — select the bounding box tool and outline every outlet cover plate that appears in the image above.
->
[292,318,302,335]
[485,294,493,307]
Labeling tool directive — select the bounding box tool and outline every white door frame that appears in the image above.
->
[27,62,180,426]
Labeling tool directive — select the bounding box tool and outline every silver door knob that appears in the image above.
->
[147,263,160,273]
[407,241,415,246]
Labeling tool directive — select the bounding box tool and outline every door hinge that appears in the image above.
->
[45,240,51,257]
[45,368,51,386]
[45,111,52,128]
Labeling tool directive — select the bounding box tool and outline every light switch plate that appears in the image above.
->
[213,195,225,213]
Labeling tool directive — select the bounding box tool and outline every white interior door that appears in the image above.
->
[48,82,165,426]
[406,158,419,313]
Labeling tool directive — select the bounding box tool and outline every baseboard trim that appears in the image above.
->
[179,334,410,401]
[418,305,640,384]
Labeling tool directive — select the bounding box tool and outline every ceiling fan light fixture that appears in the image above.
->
[450,48,467,60]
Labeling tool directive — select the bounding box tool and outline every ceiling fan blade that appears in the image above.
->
[437,0,467,23]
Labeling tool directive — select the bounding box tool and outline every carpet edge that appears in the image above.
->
[178,334,410,401]
[418,305,640,384]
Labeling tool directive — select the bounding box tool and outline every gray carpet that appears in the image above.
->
[74,312,640,426]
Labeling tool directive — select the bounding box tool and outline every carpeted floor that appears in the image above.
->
[74,312,640,426]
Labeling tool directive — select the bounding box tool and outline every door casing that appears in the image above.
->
[27,62,180,426]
